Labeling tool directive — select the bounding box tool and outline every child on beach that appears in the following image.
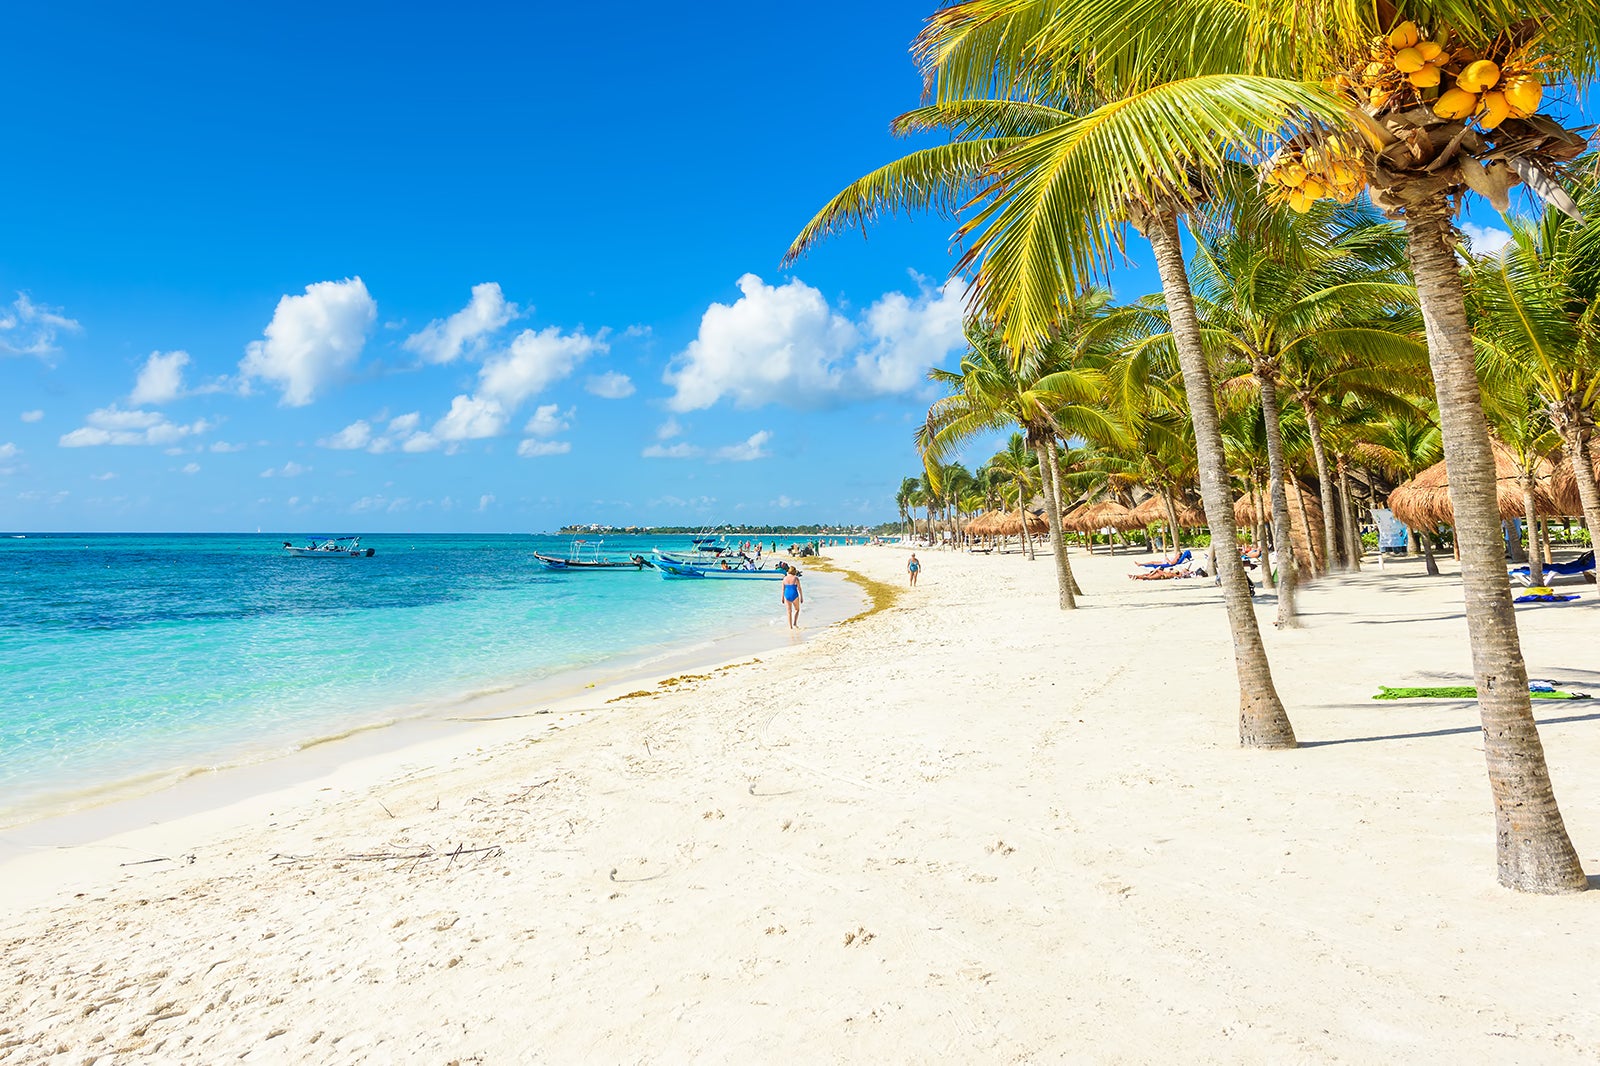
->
[781,565,803,628]
[907,554,921,586]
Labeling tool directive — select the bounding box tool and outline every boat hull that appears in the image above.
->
[655,561,787,580]
[284,547,374,558]
[533,553,650,571]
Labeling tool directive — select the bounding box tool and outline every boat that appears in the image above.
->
[533,539,653,572]
[283,536,375,558]
[655,559,788,580]
[651,535,765,568]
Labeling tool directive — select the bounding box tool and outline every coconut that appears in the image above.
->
[1502,75,1543,117]
[1458,59,1502,93]
[1434,87,1479,120]
[1386,21,1420,49]
[1415,41,1444,62]
[1477,90,1511,130]
[1408,66,1441,88]
[1392,47,1425,73]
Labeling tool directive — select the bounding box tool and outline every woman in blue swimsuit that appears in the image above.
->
[781,565,803,628]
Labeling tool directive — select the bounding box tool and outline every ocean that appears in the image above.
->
[0,532,827,825]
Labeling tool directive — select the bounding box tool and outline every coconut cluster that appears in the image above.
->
[1262,135,1367,212]
[1343,20,1546,131]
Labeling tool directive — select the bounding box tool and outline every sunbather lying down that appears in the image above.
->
[1128,565,1208,581]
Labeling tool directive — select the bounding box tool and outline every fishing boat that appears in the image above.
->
[283,536,375,558]
[533,539,652,572]
[655,559,788,580]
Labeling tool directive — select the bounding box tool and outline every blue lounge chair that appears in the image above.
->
[1509,550,1595,585]
[1137,548,1192,569]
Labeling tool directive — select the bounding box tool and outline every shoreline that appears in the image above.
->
[0,565,864,883]
[4,545,1598,1061]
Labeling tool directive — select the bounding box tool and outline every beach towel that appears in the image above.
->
[1373,685,1590,700]
[1509,550,1595,577]
[1514,592,1580,604]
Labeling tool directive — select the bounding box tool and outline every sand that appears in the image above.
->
[2,544,1597,1063]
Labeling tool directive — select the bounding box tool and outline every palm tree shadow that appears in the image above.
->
[1300,709,1600,747]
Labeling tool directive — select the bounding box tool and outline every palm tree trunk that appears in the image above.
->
[1420,527,1441,576]
[1557,412,1600,568]
[1405,209,1584,892]
[1338,457,1362,572]
[1162,491,1183,550]
[1252,481,1275,590]
[1015,480,1036,561]
[1140,203,1295,748]
[1046,438,1083,595]
[1032,435,1077,609]
[1290,477,1321,576]
[1256,367,1300,627]
[1521,480,1545,585]
[1302,401,1343,573]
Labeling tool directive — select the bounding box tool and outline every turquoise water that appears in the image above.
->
[0,533,802,822]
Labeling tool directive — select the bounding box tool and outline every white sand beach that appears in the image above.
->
[2,544,1597,1063]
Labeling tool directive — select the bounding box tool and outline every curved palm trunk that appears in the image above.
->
[1521,479,1545,586]
[1406,210,1584,893]
[1290,477,1321,576]
[1252,481,1275,590]
[1015,480,1036,561]
[1338,457,1363,572]
[1031,434,1077,609]
[1046,438,1083,596]
[1256,368,1300,627]
[1141,204,1295,748]
[1302,401,1343,573]
[1419,527,1441,576]
[1162,491,1184,550]
[1557,413,1600,574]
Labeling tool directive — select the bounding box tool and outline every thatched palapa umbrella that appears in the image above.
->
[1129,494,1204,528]
[1388,443,1559,529]
[1234,485,1326,571]
[992,508,1049,536]
[1063,500,1142,533]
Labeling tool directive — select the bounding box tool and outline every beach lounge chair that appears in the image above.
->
[1508,550,1595,587]
[1136,548,1192,570]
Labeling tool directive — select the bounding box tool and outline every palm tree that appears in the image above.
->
[1191,196,1422,623]
[896,477,920,539]
[1356,410,1445,575]
[986,432,1042,559]
[786,19,1311,749]
[1465,178,1600,544]
[908,0,1588,894]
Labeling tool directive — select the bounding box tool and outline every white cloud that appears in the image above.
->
[181,462,201,475]
[771,494,802,509]
[655,417,683,440]
[260,461,309,478]
[403,282,517,364]
[129,350,190,406]
[210,440,246,453]
[401,432,439,453]
[0,442,16,475]
[716,429,772,461]
[517,439,572,457]
[387,412,420,434]
[0,294,81,357]
[585,371,635,399]
[478,494,495,511]
[239,278,376,406]
[664,274,965,411]
[90,471,116,481]
[426,326,605,446]
[434,395,507,441]
[59,405,215,447]
[621,324,652,339]
[320,419,373,450]
[20,410,43,423]
[1462,223,1514,257]
[523,403,572,437]
[642,441,703,459]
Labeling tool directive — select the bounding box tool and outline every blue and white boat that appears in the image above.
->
[533,539,652,572]
[655,558,788,580]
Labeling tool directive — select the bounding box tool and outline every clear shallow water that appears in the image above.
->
[0,533,796,821]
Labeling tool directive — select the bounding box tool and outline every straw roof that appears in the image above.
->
[1234,485,1326,570]
[1548,440,1600,517]
[1063,499,1143,533]
[968,509,1045,536]
[1129,493,1205,528]
[1388,442,1559,529]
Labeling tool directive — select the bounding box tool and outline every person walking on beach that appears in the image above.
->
[781,564,803,628]
[907,553,921,586]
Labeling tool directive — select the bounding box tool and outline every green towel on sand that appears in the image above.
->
[1374,686,1590,700]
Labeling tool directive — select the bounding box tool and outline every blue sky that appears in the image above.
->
[0,3,1529,532]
